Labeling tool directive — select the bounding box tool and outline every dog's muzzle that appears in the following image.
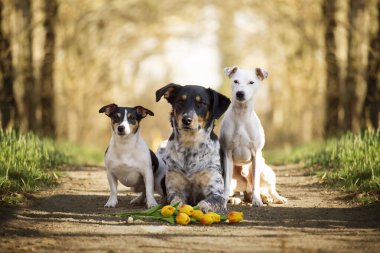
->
[182,116,192,127]
[117,125,126,135]
[236,91,245,101]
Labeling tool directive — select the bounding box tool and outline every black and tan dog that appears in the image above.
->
[156,83,230,213]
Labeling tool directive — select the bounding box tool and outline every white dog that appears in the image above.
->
[99,103,166,208]
[220,67,287,207]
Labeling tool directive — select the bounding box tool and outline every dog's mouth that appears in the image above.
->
[179,125,198,132]
[236,97,246,102]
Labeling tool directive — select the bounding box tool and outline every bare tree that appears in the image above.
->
[362,0,380,130]
[14,0,36,131]
[40,0,58,137]
[322,0,341,137]
[344,0,369,132]
[0,0,18,129]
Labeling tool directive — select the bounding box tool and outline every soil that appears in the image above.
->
[1,164,379,253]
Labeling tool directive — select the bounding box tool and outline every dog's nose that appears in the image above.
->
[117,125,125,132]
[182,116,192,126]
[236,91,245,100]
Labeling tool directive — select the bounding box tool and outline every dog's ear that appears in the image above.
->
[255,68,268,81]
[224,66,238,78]
[135,106,154,118]
[99,103,118,116]
[156,83,181,103]
[209,88,231,120]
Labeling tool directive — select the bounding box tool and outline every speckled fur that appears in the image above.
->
[156,84,230,214]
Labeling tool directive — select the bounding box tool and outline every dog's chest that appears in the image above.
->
[105,145,148,187]
[231,125,254,164]
[164,140,221,176]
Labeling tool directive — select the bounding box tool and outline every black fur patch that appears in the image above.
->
[219,147,225,178]
[150,149,159,173]
[160,176,167,196]
[105,146,109,156]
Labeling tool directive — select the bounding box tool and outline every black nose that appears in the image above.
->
[117,125,125,132]
[236,91,245,100]
[182,116,192,126]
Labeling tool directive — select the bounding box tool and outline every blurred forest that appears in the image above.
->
[0,0,379,151]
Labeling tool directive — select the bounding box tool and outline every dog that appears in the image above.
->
[99,103,166,208]
[156,84,231,213]
[220,67,287,207]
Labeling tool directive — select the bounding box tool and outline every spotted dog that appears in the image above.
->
[156,84,231,213]
[220,67,287,207]
[99,104,166,208]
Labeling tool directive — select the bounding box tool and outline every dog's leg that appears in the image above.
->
[143,169,158,208]
[166,170,189,207]
[196,169,227,214]
[252,151,264,207]
[262,164,288,204]
[223,151,233,202]
[105,171,118,208]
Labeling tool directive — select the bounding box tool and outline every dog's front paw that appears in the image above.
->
[198,199,227,214]
[170,196,184,208]
[146,199,158,209]
[252,195,263,207]
[197,200,212,213]
[104,196,118,208]
[261,194,273,205]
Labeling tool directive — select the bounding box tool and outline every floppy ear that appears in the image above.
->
[224,66,238,78]
[209,88,231,120]
[255,68,268,81]
[99,103,118,116]
[135,106,154,119]
[155,83,181,103]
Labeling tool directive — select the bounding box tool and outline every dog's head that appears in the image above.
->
[156,84,230,135]
[99,103,154,137]
[224,66,268,103]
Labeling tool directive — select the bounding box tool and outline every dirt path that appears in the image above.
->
[1,165,379,253]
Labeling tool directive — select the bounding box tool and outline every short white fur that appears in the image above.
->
[220,66,287,207]
[103,108,165,208]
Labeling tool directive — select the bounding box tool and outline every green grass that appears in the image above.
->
[268,130,380,204]
[59,142,104,166]
[0,130,69,204]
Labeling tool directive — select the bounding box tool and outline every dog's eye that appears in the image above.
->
[233,80,239,84]
[249,81,254,85]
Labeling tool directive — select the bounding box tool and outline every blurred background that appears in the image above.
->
[0,0,379,156]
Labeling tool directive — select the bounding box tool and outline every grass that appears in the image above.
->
[0,130,69,204]
[267,130,380,204]
[59,141,104,166]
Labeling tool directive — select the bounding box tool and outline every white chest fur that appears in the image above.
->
[221,107,265,164]
[105,135,150,187]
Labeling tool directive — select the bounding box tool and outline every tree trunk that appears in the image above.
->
[14,0,36,131]
[0,0,18,129]
[322,0,341,137]
[344,0,369,132]
[40,0,58,137]
[361,0,380,130]
[217,2,239,95]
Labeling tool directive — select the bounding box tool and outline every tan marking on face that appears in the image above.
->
[195,96,201,102]
[181,94,187,101]
[164,87,176,99]
[127,113,132,118]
